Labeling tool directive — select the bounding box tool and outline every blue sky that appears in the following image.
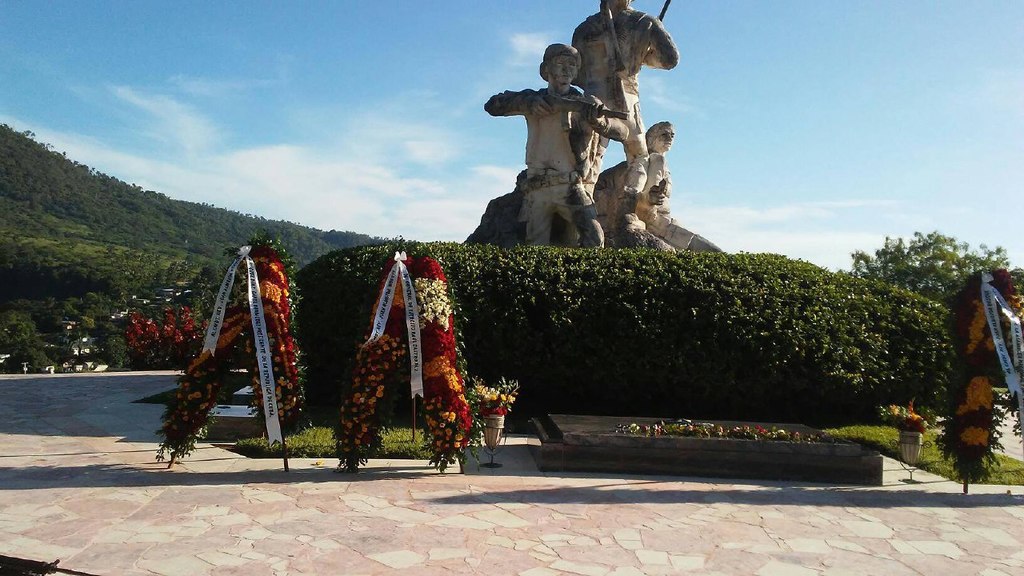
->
[1,1,1021,269]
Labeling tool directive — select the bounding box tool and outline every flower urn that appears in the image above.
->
[483,414,505,450]
[898,430,923,467]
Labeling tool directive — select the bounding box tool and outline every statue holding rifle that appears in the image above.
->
[468,1,719,252]
[484,43,631,247]
[572,0,679,193]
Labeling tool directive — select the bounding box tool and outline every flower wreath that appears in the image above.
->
[338,255,472,472]
[941,269,1023,487]
[157,244,302,463]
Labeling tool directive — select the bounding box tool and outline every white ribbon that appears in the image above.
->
[980,273,1024,447]
[246,256,284,444]
[203,246,250,354]
[202,245,283,444]
[365,252,424,398]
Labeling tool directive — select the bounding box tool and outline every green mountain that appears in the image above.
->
[0,123,380,303]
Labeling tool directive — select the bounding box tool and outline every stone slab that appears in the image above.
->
[206,405,261,440]
[533,414,883,485]
[231,386,254,405]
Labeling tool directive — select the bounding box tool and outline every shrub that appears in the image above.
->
[233,426,431,460]
[295,242,953,426]
[124,306,202,370]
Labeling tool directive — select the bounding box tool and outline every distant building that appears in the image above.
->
[70,336,96,357]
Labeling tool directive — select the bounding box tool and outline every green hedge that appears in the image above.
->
[295,242,953,426]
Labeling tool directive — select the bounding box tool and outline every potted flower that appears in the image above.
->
[473,378,519,453]
[475,377,519,419]
[878,401,928,466]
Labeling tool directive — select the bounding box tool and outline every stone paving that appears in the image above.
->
[1,372,1023,576]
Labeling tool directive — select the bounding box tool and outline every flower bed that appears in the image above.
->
[617,421,832,443]
[534,414,883,485]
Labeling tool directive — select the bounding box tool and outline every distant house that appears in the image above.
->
[70,336,96,357]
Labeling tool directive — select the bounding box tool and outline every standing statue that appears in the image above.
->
[595,122,721,252]
[483,44,630,247]
[572,0,679,195]
[466,4,720,253]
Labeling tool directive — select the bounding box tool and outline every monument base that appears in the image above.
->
[207,405,261,441]
[532,414,883,485]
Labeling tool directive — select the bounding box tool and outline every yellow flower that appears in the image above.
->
[960,427,989,447]
[424,356,449,379]
[261,282,283,304]
[966,303,988,354]
[956,376,993,415]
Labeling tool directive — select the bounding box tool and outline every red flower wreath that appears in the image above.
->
[942,269,1022,487]
[157,244,302,463]
[339,256,472,472]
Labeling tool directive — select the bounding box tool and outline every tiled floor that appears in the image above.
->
[1,372,1022,575]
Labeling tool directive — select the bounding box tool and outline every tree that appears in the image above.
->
[0,310,52,373]
[850,231,1014,303]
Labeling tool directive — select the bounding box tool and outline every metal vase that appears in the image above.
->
[898,430,923,467]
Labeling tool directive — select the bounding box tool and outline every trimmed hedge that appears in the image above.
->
[295,242,953,426]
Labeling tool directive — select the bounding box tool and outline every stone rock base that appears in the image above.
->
[532,414,883,485]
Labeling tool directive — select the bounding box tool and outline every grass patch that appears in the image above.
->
[233,426,433,460]
[825,424,1024,485]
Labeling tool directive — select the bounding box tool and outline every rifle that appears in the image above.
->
[659,0,672,21]
[601,0,625,73]
[600,0,628,110]
[549,95,629,120]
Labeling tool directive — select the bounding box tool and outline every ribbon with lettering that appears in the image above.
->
[201,245,283,444]
[980,273,1024,442]
[365,252,424,398]
[202,246,249,354]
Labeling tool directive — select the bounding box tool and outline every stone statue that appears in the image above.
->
[572,0,680,196]
[483,43,630,247]
[466,5,720,253]
[595,122,721,252]
[464,170,527,248]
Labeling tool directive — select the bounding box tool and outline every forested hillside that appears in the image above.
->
[0,124,380,372]
[0,124,378,302]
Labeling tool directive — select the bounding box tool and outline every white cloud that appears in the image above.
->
[509,32,555,67]
[110,85,220,157]
[168,74,270,98]
[404,140,457,165]
[3,105,514,244]
[337,111,463,168]
[678,200,903,270]
[644,76,702,117]
[5,108,915,266]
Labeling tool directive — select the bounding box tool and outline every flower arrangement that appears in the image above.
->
[338,255,472,473]
[616,421,831,443]
[124,307,203,370]
[877,401,928,433]
[940,269,1021,488]
[414,277,453,330]
[473,377,519,417]
[157,242,302,463]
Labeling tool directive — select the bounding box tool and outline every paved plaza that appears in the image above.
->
[0,372,1022,576]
